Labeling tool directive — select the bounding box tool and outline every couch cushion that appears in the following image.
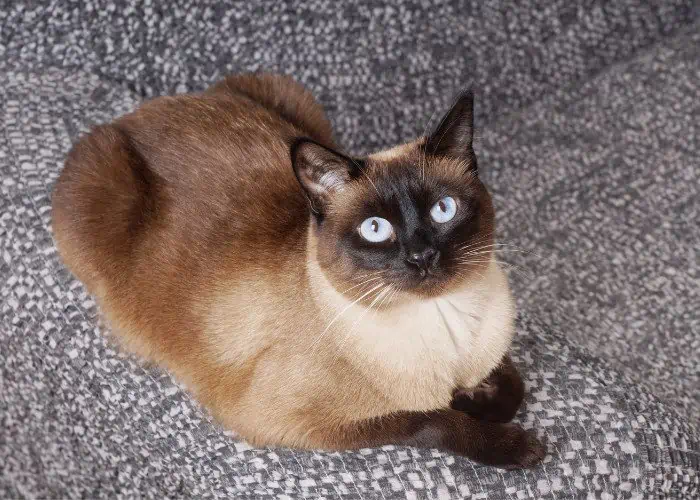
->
[481,23,700,421]
[1,67,698,499]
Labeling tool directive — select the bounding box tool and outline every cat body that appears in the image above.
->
[52,74,544,467]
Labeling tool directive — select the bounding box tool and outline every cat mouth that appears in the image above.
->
[398,269,450,295]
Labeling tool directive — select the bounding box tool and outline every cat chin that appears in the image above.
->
[381,265,490,302]
[394,279,460,301]
[354,270,492,310]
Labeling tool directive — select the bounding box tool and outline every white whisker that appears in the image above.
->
[305,282,384,356]
[330,284,390,365]
[339,274,385,295]
[455,259,493,265]
[371,285,393,319]
[350,157,381,197]
[454,236,495,253]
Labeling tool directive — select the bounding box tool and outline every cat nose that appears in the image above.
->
[405,247,440,273]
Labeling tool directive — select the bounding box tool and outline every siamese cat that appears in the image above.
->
[52,73,545,468]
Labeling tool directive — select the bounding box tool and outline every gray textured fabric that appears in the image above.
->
[482,25,700,421]
[0,70,696,498]
[1,0,698,150]
[2,1,700,499]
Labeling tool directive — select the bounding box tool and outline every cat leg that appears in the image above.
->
[327,408,545,469]
[450,355,525,423]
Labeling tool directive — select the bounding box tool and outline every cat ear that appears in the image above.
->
[291,139,359,214]
[425,90,475,164]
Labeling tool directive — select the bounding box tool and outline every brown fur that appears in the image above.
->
[451,355,526,422]
[52,73,544,468]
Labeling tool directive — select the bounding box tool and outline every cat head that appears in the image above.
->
[292,91,495,302]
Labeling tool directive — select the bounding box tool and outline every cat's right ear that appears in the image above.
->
[291,138,359,215]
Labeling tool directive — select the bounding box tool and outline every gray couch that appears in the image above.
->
[1,1,698,498]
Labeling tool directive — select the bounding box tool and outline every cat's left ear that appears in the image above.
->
[425,90,475,165]
[291,138,360,215]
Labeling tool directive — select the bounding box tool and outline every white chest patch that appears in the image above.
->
[315,259,516,412]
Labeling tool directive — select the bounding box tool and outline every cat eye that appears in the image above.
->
[430,196,457,223]
[359,217,394,243]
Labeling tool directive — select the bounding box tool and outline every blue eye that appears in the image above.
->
[430,196,457,223]
[359,217,393,243]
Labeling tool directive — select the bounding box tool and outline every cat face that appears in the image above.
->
[292,91,495,301]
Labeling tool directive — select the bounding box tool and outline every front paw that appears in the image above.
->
[451,381,519,423]
[485,424,547,469]
[501,426,547,469]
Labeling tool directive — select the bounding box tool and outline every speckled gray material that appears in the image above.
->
[1,0,698,152]
[481,25,700,420]
[1,1,700,499]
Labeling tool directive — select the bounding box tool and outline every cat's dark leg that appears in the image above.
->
[450,355,525,423]
[337,408,545,469]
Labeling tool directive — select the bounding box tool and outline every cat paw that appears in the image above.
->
[499,426,547,469]
[451,381,519,423]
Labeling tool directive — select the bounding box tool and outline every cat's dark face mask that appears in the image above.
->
[292,91,495,300]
